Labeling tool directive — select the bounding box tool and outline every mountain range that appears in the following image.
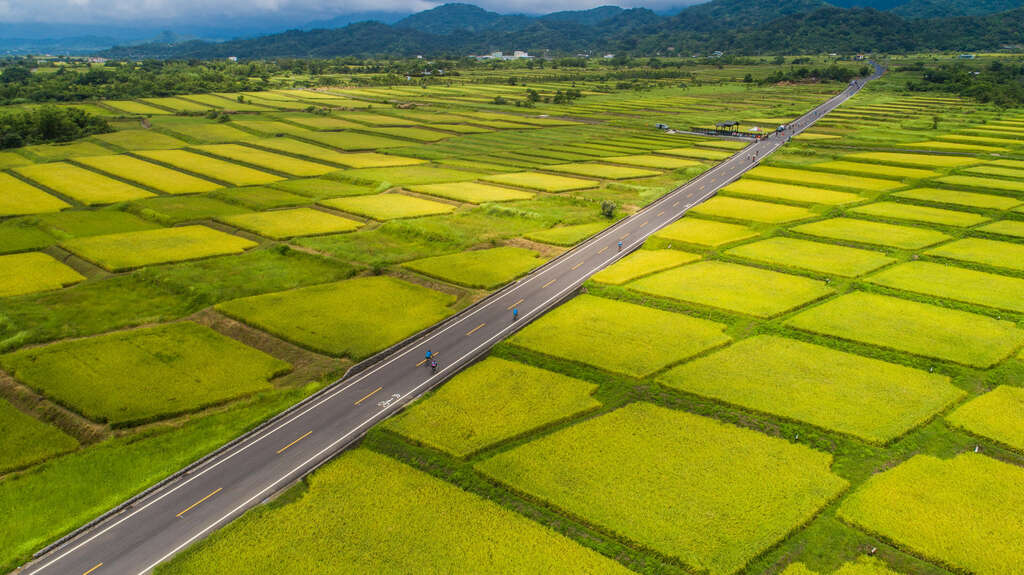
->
[94,0,1024,59]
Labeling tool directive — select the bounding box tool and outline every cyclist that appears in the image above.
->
[618,241,623,252]
[425,349,432,362]
[512,307,519,320]
[430,360,438,374]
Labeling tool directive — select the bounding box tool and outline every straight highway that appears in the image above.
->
[23,64,882,575]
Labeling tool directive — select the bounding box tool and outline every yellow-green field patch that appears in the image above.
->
[690,196,815,223]
[510,295,730,377]
[402,246,544,288]
[62,225,257,272]
[196,144,336,177]
[483,172,599,192]
[654,217,758,246]
[808,161,938,180]
[935,175,1024,194]
[321,193,455,220]
[844,151,979,169]
[546,163,660,180]
[300,131,409,150]
[338,165,480,186]
[592,249,700,284]
[782,556,903,575]
[0,151,31,169]
[406,182,534,203]
[747,166,901,191]
[905,141,1005,153]
[925,237,1024,272]
[523,221,606,246]
[727,237,895,277]
[92,130,186,151]
[722,179,861,205]
[216,276,455,359]
[476,403,847,575]
[156,449,633,575]
[220,208,363,239]
[630,261,833,317]
[77,155,222,195]
[946,386,1024,452]
[837,454,1024,575]
[130,196,250,224]
[792,218,950,249]
[0,173,69,216]
[15,162,154,205]
[785,292,1024,368]
[102,100,171,115]
[848,201,988,227]
[137,150,283,186]
[658,147,733,161]
[604,155,702,169]
[658,335,963,444]
[977,220,1024,238]
[0,252,85,297]
[867,261,1024,313]
[0,322,288,426]
[0,397,78,474]
[385,357,599,457]
[891,188,1021,210]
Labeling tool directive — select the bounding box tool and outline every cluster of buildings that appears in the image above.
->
[473,50,532,60]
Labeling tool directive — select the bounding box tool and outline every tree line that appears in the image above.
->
[0,106,111,149]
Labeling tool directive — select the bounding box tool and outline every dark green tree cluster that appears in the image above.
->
[0,106,111,149]
[906,61,1024,107]
[759,64,863,84]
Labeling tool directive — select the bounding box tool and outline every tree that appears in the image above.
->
[601,201,616,219]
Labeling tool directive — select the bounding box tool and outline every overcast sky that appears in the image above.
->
[0,0,698,25]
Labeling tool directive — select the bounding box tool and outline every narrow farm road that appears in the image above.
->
[23,64,883,575]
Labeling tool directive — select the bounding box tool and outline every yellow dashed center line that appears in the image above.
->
[657,211,665,216]
[466,323,486,336]
[354,386,383,406]
[620,232,630,240]
[277,431,312,454]
[177,488,222,518]
[673,201,680,207]
[83,563,103,575]
[640,220,648,227]
[598,246,608,254]
[507,298,523,311]
[542,279,556,288]
[571,262,583,270]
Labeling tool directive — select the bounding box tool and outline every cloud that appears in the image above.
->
[0,0,696,25]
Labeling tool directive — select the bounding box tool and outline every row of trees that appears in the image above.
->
[756,64,868,85]
[0,106,111,149]
[905,61,1024,107]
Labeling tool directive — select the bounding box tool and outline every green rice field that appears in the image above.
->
[523,222,607,246]
[726,237,895,277]
[690,196,816,223]
[657,335,963,443]
[837,454,1024,575]
[216,276,455,359]
[0,173,69,216]
[476,403,847,575]
[157,449,633,575]
[891,187,1021,210]
[402,246,544,288]
[0,322,288,426]
[721,179,861,205]
[510,295,730,377]
[629,261,834,317]
[15,162,154,205]
[406,182,534,203]
[219,208,363,239]
[925,237,1024,272]
[791,218,951,249]
[61,225,257,271]
[654,217,758,246]
[785,292,1024,368]
[847,202,988,227]
[483,171,599,192]
[321,193,455,220]
[0,252,85,297]
[867,261,1024,313]
[591,248,700,284]
[385,357,599,457]
[0,398,78,474]
[946,386,1024,452]
[747,166,901,191]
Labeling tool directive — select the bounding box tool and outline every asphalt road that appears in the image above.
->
[23,65,881,575]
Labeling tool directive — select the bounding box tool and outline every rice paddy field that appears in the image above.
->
[2,61,1024,575]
